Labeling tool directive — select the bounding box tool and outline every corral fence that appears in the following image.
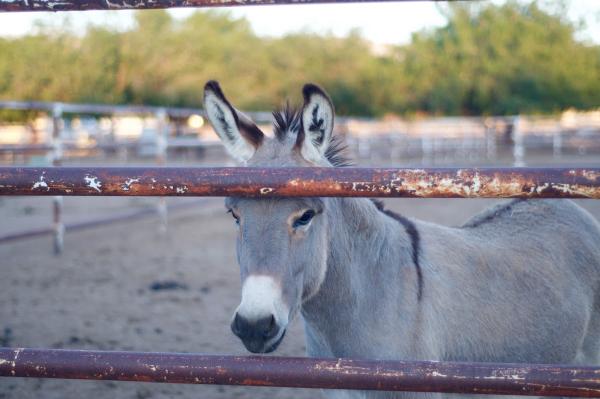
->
[2,101,599,252]
[347,114,600,166]
[0,101,196,252]
[1,169,600,397]
[0,100,272,162]
[0,100,270,252]
[2,0,600,397]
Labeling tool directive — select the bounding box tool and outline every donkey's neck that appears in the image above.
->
[301,198,423,359]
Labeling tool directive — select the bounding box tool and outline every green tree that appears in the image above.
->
[398,1,600,115]
[0,2,598,118]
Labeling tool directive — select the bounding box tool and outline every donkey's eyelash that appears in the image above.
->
[293,209,316,228]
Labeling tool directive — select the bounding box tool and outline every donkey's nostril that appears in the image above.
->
[260,315,277,339]
[231,313,243,336]
[252,314,277,339]
[231,313,279,341]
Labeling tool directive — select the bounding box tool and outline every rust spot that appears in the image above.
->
[241,378,275,386]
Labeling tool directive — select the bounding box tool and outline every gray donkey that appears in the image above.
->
[202,80,600,398]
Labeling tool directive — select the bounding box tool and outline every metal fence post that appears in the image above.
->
[484,118,497,161]
[553,126,563,160]
[421,136,433,165]
[155,109,168,235]
[51,103,64,254]
[512,115,525,167]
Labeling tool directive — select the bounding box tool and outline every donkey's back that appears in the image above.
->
[420,199,600,367]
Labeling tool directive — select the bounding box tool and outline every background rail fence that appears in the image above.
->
[0,101,275,250]
[0,198,206,244]
[6,100,598,252]
[0,100,272,161]
[1,347,600,397]
[3,100,599,167]
[0,101,274,251]
[0,101,173,252]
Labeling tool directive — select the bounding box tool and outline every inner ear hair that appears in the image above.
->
[204,80,264,149]
[308,103,326,145]
[296,83,334,151]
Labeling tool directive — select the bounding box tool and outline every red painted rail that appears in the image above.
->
[1,348,599,396]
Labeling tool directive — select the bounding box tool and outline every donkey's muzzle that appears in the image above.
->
[231,313,283,353]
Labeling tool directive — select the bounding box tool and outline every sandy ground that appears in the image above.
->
[1,152,600,398]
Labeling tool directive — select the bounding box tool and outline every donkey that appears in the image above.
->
[202,80,600,398]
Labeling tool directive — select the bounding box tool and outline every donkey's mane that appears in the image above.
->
[273,104,422,299]
[272,104,352,167]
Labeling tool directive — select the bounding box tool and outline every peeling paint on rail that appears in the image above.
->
[0,167,598,199]
[2,347,600,396]
[1,0,449,12]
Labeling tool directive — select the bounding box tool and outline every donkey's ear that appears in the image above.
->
[203,80,264,162]
[297,83,334,164]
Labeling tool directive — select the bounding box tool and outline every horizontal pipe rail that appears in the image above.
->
[1,348,600,396]
[0,100,272,122]
[0,166,598,198]
[0,199,206,244]
[1,0,443,12]
[0,140,219,154]
[0,144,53,153]
[0,100,199,118]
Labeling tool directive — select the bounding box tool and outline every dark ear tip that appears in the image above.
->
[204,80,225,100]
[302,83,331,102]
[204,80,220,91]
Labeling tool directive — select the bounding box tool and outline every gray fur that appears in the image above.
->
[205,81,600,399]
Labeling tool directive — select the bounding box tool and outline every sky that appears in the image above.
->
[0,1,598,45]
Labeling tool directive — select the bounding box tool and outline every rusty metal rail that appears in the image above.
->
[1,0,452,12]
[1,347,600,397]
[0,166,598,198]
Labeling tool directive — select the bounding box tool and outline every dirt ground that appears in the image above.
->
[1,159,600,398]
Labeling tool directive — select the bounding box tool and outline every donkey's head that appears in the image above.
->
[203,80,343,353]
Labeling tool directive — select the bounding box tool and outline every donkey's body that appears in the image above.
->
[202,81,600,399]
[303,197,600,398]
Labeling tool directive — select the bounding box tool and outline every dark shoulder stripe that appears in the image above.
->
[462,199,526,228]
[371,200,423,301]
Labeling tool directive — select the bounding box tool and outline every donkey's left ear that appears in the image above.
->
[203,80,264,163]
[297,83,334,164]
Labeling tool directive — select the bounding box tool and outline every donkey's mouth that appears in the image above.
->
[263,329,286,353]
[244,329,286,354]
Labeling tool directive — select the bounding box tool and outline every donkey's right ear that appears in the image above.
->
[203,81,264,163]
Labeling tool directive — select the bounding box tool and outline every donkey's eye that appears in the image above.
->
[293,210,316,228]
[228,209,240,225]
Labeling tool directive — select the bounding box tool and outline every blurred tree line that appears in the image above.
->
[0,1,598,117]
